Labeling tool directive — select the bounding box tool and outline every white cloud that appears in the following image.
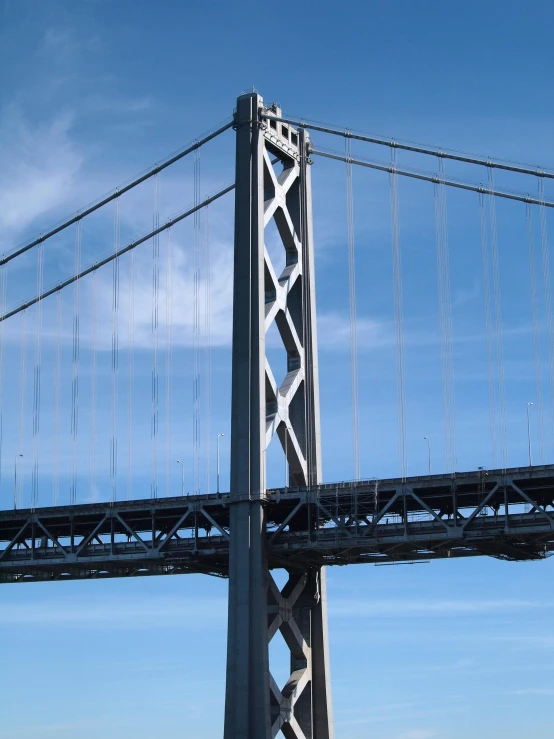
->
[0,107,83,245]
[86,232,234,350]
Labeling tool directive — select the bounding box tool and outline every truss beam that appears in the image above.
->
[0,466,553,582]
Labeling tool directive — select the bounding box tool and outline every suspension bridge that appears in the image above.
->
[1,90,554,738]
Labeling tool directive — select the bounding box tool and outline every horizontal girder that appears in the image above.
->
[1,464,553,583]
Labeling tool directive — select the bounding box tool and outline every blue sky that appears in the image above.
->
[1,1,554,737]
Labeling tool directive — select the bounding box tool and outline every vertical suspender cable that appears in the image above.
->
[32,242,44,509]
[18,310,27,508]
[54,292,61,505]
[204,206,211,493]
[345,137,360,480]
[165,227,173,496]
[193,148,201,493]
[128,248,135,500]
[0,264,7,493]
[433,160,457,473]
[299,129,315,485]
[151,175,160,498]
[537,177,554,454]
[390,151,407,480]
[111,198,120,503]
[90,270,97,502]
[526,203,545,462]
[487,168,508,470]
[70,221,81,504]
[479,193,498,468]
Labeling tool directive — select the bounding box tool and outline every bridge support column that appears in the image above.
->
[268,568,333,738]
[224,91,333,738]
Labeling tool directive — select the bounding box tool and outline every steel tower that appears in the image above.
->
[224,91,333,738]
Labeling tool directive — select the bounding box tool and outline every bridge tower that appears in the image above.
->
[224,92,333,738]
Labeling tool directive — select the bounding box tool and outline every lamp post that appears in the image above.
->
[176,459,184,496]
[423,436,431,476]
[14,453,23,510]
[217,433,224,494]
[527,402,534,467]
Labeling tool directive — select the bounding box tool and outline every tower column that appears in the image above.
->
[224,92,333,738]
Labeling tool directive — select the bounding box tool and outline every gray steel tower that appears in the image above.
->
[224,92,333,738]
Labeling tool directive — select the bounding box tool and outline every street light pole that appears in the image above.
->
[217,433,224,494]
[176,459,184,496]
[527,402,534,466]
[423,436,431,476]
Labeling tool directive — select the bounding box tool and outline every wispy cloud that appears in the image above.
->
[491,634,554,650]
[317,311,393,351]
[510,688,554,696]
[334,697,455,728]
[88,233,234,350]
[330,598,551,618]
[0,595,227,629]
[0,718,143,739]
[0,108,84,246]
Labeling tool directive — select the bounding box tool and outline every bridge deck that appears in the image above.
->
[1,465,553,582]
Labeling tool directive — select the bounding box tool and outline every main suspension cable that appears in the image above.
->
[3,119,234,266]
[311,150,554,209]
[263,113,554,180]
[0,184,235,325]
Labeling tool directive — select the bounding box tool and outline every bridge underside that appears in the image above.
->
[1,465,553,584]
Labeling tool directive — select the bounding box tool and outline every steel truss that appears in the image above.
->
[1,466,553,584]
